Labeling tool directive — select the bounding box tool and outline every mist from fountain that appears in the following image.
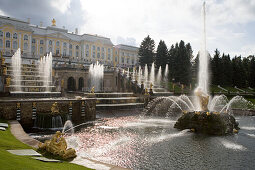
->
[150,62,155,86]
[164,64,169,82]
[144,64,148,87]
[89,61,104,92]
[156,66,162,85]
[11,48,22,92]
[39,52,53,92]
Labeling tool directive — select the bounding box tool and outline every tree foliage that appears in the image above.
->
[138,35,155,66]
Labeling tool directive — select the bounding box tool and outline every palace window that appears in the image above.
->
[102,47,104,52]
[63,49,66,56]
[24,34,28,40]
[121,57,124,63]
[0,30,3,37]
[56,48,60,55]
[32,46,36,53]
[76,51,79,57]
[6,32,10,38]
[6,40,10,48]
[49,47,52,52]
[127,58,129,64]
[40,40,44,44]
[13,41,17,49]
[63,42,67,48]
[102,53,104,59]
[40,47,43,54]
[56,41,59,46]
[69,44,72,49]
[132,59,134,65]
[86,44,89,50]
[93,51,95,58]
[115,56,118,62]
[32,39,36,43]
[49,40,52,45]
[97,47,100,51]
[97,52,100,58]
[13,33,17,39]
[93,45,95,51]
[24,42,28,50]
[69,50,72,56]
[76,45,79,50]
[86,50,89,57]
[122,52,124,56]
[0,39,3,47]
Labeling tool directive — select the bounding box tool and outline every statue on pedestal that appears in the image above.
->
[195,88,209,111]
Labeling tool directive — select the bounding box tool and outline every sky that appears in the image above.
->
[0,0,255,58]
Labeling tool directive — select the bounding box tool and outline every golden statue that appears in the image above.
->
[52,18,56,26]
[61,79,64,88]
[51,102,59,115]
[91,86,95,94]
[38,131,76,160]
[150,83,153,90]
[1,57,5,65]
[6,77,11,86]
[3,67,7,75]
[195,88,209,111]
[145,88,149,95]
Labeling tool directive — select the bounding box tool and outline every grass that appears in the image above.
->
[0,119,91,170]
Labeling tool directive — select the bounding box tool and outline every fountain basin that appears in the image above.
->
[174,111,239,135]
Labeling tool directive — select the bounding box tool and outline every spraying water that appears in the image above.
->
[194,1,209,110]
[89,61,104,92]
[39,52,53,92]
[150,62,155,86]
[144,64,148,87]
[156,66,162,85]
[164,64,169,82]
[11,48,22,92]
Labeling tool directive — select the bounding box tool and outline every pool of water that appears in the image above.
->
[65,113,255,170]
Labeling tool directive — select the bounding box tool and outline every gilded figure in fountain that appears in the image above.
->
[38,131,76,160]
[195,88,209,111]
[51,102,59,115]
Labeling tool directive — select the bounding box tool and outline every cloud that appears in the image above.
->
[0,0,255,56]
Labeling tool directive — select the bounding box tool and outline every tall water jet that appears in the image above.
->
[144,64,148,87]
[11,48,22,92]
[156,66,162,85]
[138,65,141,85]
[194,1,209,111]
[89,61,104,92]
[164,64,169,82]
[150,62,155,85]
[39,52,53,92]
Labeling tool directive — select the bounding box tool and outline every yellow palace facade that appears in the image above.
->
[0,15,139,67]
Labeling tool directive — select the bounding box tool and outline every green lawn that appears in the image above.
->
[0,120,91,170]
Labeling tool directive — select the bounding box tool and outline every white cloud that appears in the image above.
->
[51,0,71,13]
[76,0,255,56]
[0,9,5,16]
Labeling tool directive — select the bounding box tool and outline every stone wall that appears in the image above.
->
[0,98,96,128]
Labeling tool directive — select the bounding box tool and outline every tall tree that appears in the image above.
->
[248,55,255,87]
[211,49,222,85]
[138,35,155,66]
[232,56,246,87]
[221,53,232,86]
[155,40,168,71]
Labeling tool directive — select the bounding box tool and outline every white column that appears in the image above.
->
[46,39,48,53]
[28,35,31,53]
[52,40,55,55]
[36,40,39,56]
[67,42,69,56]
[19,33,21,49]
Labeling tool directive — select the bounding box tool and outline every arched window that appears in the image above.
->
[76,51,79,57]
[40,40,44,44]
[86,44,89,49]
[63,49,66,56]
[0,30,3,37]
[13,41,17,49]
[56,41,59,46]
[40,47,43,54]
[32,38,36,43]
[69,44,72,49]
[6,40,10,48]
[63,42,67,48]
[56,48,60,55]
[0,39,3,47]
[6,32,10,38]
[78,77,84,91]
[76,45,79,50]
[49,40,52,45]
[13,33,17,39]
[97,52,100,58]
[24,34,28,40]
[24,42,28,50]
[32,46,36,53]
[69,50,72,56]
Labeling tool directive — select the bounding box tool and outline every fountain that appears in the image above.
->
[149,62,155,86]
[88,61,104,92]
[11,48,22,92]
[143,2,253,135]
[156,66,162,85]
[39,53,53,92]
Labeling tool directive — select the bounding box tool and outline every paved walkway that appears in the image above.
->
[8,120,130,170]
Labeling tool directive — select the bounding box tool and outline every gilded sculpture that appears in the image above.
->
[38,131,76,160]
[51,102,60,114]
[195,88,209,111]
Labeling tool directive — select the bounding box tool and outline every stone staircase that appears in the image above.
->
[84,92,144,110]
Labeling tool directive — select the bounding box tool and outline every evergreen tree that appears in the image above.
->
[138,35,155,66]
[221,53,232,86]
[232,56,246,87]
[155,40,168,71]
[211,49,222,85]
[248,55,255,87]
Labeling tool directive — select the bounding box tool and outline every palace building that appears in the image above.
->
[0,15,139,67]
